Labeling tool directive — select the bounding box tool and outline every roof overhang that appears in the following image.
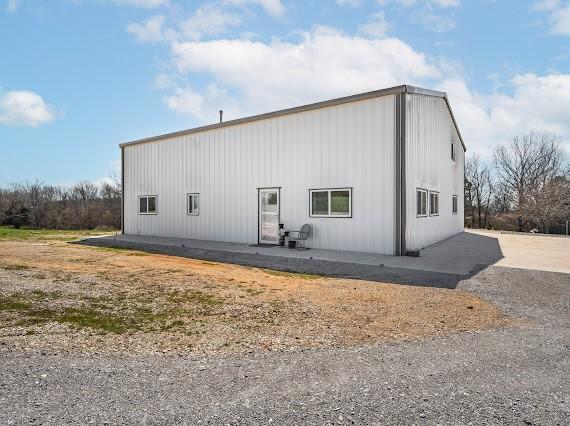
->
[120,84,466,151]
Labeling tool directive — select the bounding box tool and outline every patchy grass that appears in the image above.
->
[92,246,148,256]
[0,289,224,334]
[1,264,30,271]
[0,235,508,355]
[263,269,321,280]
[0,226,116,242]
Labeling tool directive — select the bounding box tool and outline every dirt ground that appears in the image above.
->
[0,235,509,355]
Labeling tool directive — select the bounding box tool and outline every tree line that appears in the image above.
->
[0,177,121,230]
[1,132,568,234]
[465,133,570,234]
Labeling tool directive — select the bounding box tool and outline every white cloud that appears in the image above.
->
[533,1,570,35]
[6,0,22,12]
[179,5,241,41]
[413,10,456,32]
[359,12,391,38]
[432,0,460,7]
[223,0,286,17]
[336,0,362,7]
[109,0,168,7]
[551,5,570,34]
[0,90,57,127]
[377,0,460,7]
[127,15,167,42]
[441,73,570,157]
[168,26,440,119]
[127,5,241,43]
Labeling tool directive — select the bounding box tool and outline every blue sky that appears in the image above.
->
[1,0,569,186]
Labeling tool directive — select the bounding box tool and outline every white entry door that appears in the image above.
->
[259,188,280,244]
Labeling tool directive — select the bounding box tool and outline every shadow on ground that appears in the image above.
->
[76,232,504,289]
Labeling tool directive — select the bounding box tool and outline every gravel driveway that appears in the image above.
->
[1,266,568,425]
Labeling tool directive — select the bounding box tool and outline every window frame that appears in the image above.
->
[309,188,352,218]
[451,140,456,161]
[452,195,458,215]
[429,191,440,216]
[416,188,428,218]
[187,193,200,216]
[138,195,157,215]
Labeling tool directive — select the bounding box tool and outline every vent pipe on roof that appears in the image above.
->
[219,110,223,123]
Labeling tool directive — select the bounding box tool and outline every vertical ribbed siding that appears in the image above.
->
[404,94,465,250]
[124,95,396,254]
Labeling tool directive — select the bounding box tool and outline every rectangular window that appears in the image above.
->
[451,140,456,161]
[430,191,439,216]
[310,188,352,218]
[452,195,458,214]
[187,193,200,215]
[138,195,157,214]
[416,189,427,217]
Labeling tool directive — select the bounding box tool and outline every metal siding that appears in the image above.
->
[405,94,465,250]
[124,96,396,254]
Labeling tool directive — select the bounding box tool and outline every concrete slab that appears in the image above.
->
[78,230,569,287]
[466,230,570,274]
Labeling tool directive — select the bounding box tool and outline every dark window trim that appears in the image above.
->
[138,195,158,215]
[308,187,353,218]
[452,194,458,215]
[187,193,200,216]
[429,190,440,217]
[416,188,428,218]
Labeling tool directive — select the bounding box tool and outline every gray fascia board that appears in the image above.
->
[120,84,465,151]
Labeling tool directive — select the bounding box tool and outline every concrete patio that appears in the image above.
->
[79,230,516,288]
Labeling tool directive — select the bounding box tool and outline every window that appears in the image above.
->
[309,188,352,217]
[452,195,458,214]
[139,195,157,214]
[187,193,200,215]
[430,191,439,216]
[451,140,456,161]
[416,189,427,217]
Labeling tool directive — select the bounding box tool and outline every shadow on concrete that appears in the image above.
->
[75,232,504,290]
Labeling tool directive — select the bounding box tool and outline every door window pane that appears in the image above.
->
[331,190,350,215]
[311,191,329,215]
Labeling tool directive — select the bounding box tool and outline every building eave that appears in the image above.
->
[120,84,466,151]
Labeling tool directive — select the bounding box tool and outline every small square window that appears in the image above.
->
[187,193,200,215]
[452,195,458,214]
[416,189,427,217]
[430,191,439,216]
[138,195,157,214]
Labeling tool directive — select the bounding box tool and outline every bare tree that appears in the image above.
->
[465,154,494,228]
[494,133,566,231]
[0,177,122,230]
[519,176,570,233]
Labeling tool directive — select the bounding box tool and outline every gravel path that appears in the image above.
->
[1,266,568,425]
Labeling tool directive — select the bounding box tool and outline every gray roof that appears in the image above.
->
[120,84,466,151]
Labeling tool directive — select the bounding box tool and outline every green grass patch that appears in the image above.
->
[0,288,225,334]
[93,246,148,256]
[1,264,30,271]
[263,269,321,280]
[0,226,117,242]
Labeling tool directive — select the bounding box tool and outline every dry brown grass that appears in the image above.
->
[0,238,508,355]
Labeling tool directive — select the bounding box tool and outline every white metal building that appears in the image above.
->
[120,85,465,255]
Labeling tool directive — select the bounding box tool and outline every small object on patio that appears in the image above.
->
[406,250,420,257]
[278,224,287,247]
[288,224,312,250]
[288,240,296,249]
